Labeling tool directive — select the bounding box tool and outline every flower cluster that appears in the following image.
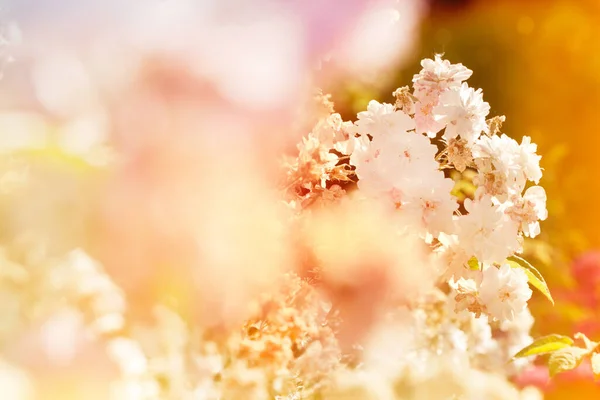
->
[0,55,548,400]
[273,54,549,399]
[292,54,547,325]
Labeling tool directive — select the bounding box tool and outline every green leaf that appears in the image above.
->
[507,256,554,305]
[548,346,590,377]
[513,334,574,358]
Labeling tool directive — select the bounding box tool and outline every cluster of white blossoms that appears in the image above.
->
[282,55,550,398]
[295,55,547,326]
[0,55,549,400]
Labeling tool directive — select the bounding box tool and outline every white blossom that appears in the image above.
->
[457,196,521,264]
[350,100,414,138]
[351,127,442,212]
[413,94,445,137]
[401,174,458,236]
[434,83,490,144]
[412,55,473,138]
[473,134,543,199]
[517,136,543,184]
[436,233,471,280]
[503,186,548,238]
[479,264,532,322]
[412,55,472,98]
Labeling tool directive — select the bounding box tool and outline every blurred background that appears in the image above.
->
[0,0,599,398]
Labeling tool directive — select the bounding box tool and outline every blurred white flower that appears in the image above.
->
[0,359,33,400]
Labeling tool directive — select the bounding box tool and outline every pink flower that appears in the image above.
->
[513,365,551,391]
[571,251,600,291]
